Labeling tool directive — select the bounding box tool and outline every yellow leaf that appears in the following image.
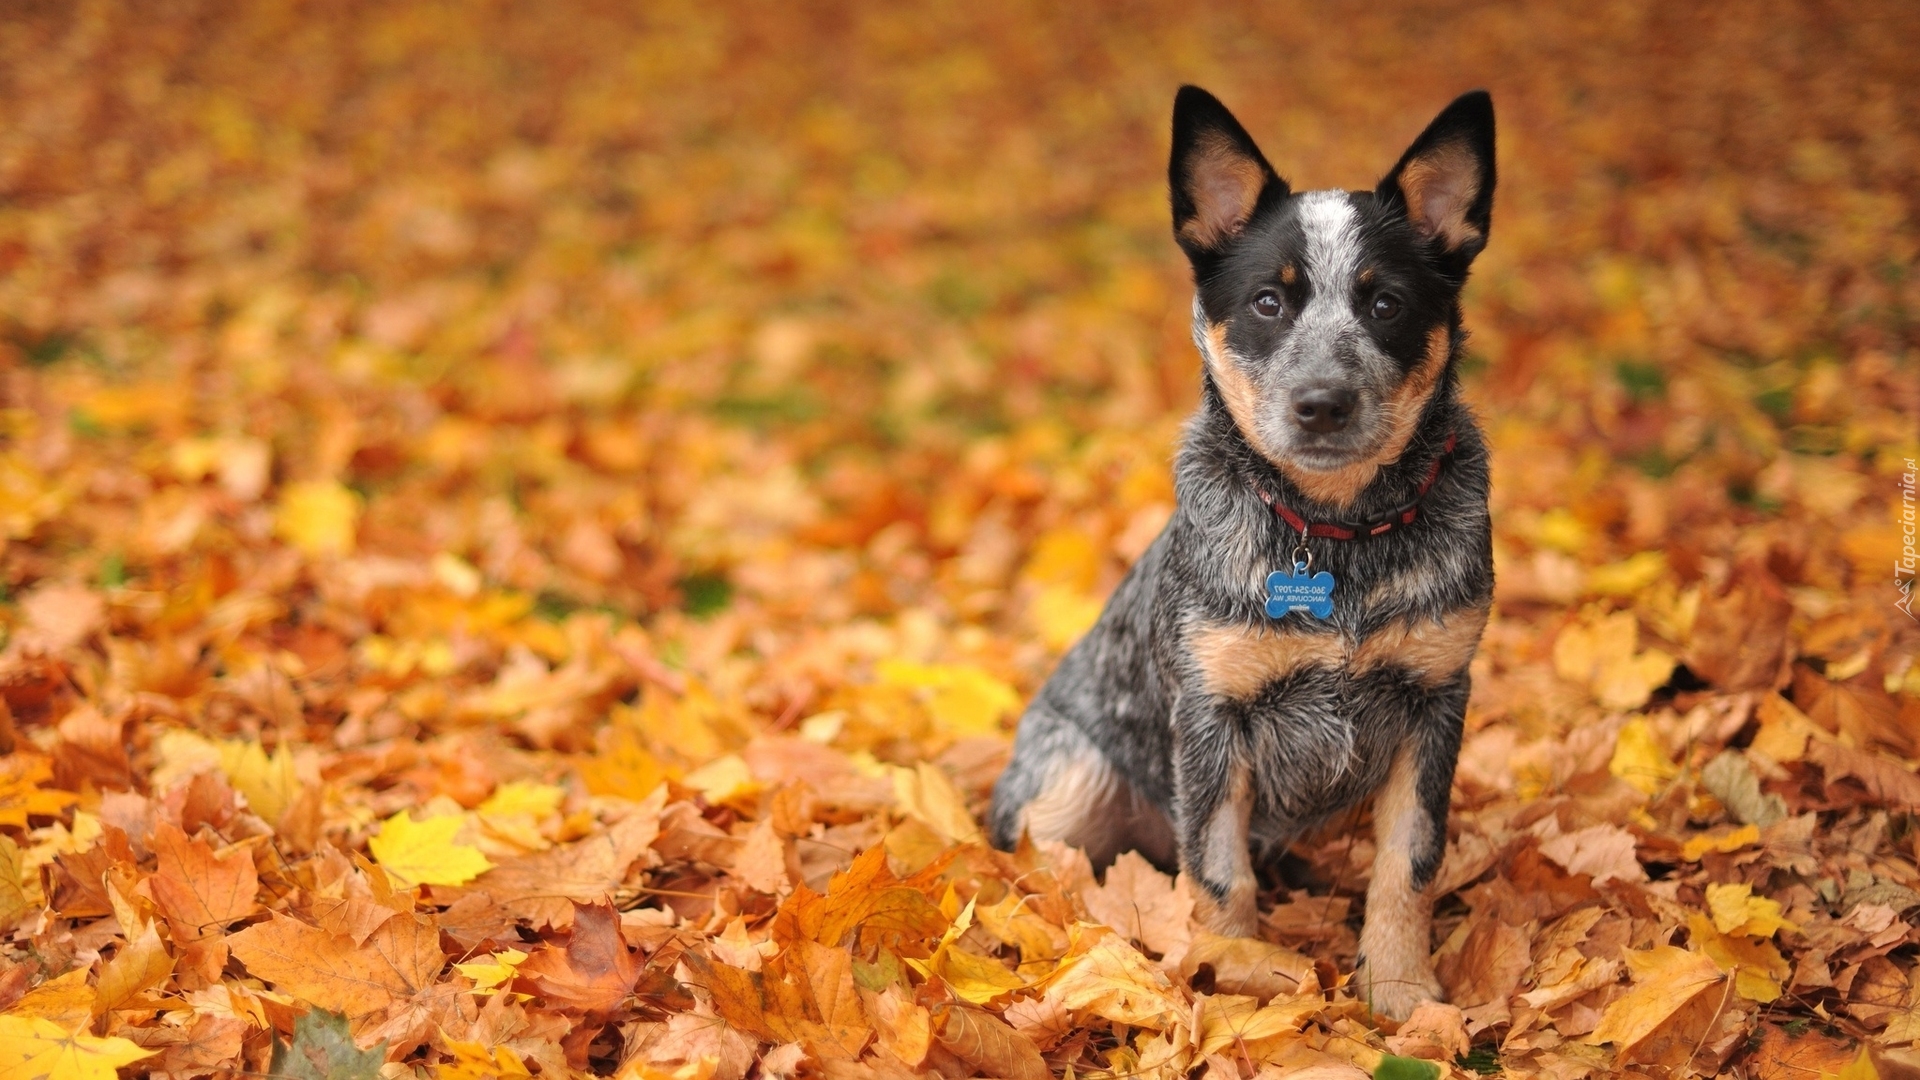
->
[681,754,760,809]
[1680,823,1760,861]
[8,969,96,1030]
[453,948,528,993]
[479,780,567,818]
[0,755,80,829]
[1022,528,1102,590]
[1685,913,1788,1003]
[217,739,298,825]
[1034,928,1187,1030]
[0,1014,155,1080]
[1587,945,1723,1053]
[877,660,1021,737]
[368,811,493,887]
[1555,611,1674,710]
[905,899,1027,1004]
[1705,882,1794,937]
[93,920,175,1015]
[439,1039,535,1080]
[1031,585,1105,651]
[0,836,35,932]
[1586,551,1668,597]
[274,479,360,557]
[890,760,984,845]
[1609,718,1679,796]
[1829,1047,1881,1080]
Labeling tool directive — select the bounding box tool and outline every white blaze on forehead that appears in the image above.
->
[1295,190,1363,330]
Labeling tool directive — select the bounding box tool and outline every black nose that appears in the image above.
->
[1292,386,1357,433]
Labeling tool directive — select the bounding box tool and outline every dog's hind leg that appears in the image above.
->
[989,703,1173,869]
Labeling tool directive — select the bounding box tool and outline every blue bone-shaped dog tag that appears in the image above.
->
[1265,562,1336,619]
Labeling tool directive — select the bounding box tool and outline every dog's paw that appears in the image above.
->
[1353,956,1444,1022]
[1191,878,1259,939]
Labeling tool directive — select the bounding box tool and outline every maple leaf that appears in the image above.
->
[368,810,493,888]
[931,1000,1049,1080]
[148,820,259,938]
[1554,610,1675,710]
[1034,927,1188,1030]
[268,1009,385,1080]
[514,900,638,1013]
[228,911,444,1023]
[0,754,80,828]
[1080,851,1194,959]
[0,1014,155,1080]
[906,898,1028,1004]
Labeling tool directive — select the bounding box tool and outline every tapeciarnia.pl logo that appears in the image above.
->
[1898,457,1917,620]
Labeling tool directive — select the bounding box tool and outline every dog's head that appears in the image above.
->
[1170,87,1494,507]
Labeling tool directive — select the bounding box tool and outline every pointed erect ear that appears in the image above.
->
[1170,86,1287,258]
[1377,90,1496,263]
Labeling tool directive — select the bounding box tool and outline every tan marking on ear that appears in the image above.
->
[1187,763,1258,937]
[1276,324,1452,510]
[1280,264,1298,286]
[1355,745,1444,1019]
[1352,601,1490,685]
[1179,132,1269,250]
[1191,622,1346,699]
[1021,756,1173,869]
[1398,141,1484,252]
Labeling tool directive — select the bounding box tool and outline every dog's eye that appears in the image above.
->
[1370,294,1401,320]
[1252,290,1282,318]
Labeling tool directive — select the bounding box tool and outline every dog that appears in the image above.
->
[989,86,1496,1020]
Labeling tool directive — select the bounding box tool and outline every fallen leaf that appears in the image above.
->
[1588,945,1724,1057]
[274,480,361,558]
[0,1014,156,1080]
[268,1008,385,1080]
[368,811,493,888]
[514,901,639,1013]
[228,911,443,1023]
[931,1000,1049,1080]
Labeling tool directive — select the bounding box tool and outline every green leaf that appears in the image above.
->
[1375,1054,1442,1080]
[268,1009,385,1080]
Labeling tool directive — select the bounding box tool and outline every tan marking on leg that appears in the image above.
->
[1276,324,1452,510]
[1351,601,1490,685]
[1178,132,1269,250]
[1397,142,1485,252]
[1021,756,1171,869]
[1187,764,1258,937]
[1356,746,1444,1020]
[1190,622,1347,699]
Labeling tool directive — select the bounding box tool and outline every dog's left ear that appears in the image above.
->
[1377,91,1495,268]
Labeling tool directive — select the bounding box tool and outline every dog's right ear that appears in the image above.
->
[1170,86,1287,262]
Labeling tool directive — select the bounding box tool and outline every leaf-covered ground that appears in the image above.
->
[1,2,1918,1078]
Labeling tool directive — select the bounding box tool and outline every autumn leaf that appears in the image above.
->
[0,1014,156,1080]
[148,821,259,938]
[268,1008,385,1080]
[367,810,493,888]
[514,901,639,1013]
[274,480,361,557]
[1588,945,1725,1056]
[228,912,444,1023]
[0,755,80,828]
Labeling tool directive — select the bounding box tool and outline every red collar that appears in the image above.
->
[1259,433,1457,541]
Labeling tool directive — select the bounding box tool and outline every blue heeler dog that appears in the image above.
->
[990,87,1497,1020]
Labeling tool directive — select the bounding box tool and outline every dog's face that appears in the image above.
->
[1169,88,1495,505]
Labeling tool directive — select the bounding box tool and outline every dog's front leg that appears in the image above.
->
[1355,694,1464,1020]
[1172,696,1257,937]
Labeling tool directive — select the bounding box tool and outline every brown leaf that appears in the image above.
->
[514,900,638,1013]
[930,1000,1049,1080]
[1180,932,1316,1002]
[1081,851,1194,958]
[1806,739,1920,808]
[1686,574,1792,691]
[148,821,259,938]
[149,1013,247,1079]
